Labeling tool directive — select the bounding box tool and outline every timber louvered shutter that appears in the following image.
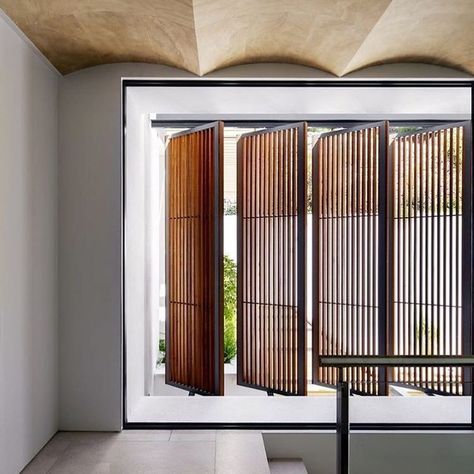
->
[312,122,389,395]
[237,123,307,395]
[388,122,473,394]
[166,122,224,395]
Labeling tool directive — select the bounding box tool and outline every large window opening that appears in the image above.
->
[124,82,472,426]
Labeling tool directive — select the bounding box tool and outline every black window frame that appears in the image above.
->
[122,79,473,430]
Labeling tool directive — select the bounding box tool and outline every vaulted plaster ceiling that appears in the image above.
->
[0,0,473,76]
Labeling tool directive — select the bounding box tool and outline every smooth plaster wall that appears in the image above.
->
[58,63,195,431]
[0,12,59,474]
[124,103,146,419]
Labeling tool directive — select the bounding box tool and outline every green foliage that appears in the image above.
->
[392,127,422,135]
[223,255,237,363]
[157,339,166,366]
[307,161,313,214]
[224,198,237,215]
[159,338,166,354]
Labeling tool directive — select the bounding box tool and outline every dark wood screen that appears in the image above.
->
[237,123,307,395]
[312,122,389,395]
[166,122,224,395]
[389,122,472,395]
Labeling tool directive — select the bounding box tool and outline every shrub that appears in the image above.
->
[223,255,237,363]
[157,338,166,366]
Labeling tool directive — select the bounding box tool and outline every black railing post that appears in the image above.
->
[471,380,474,428]
[337,368,350,474]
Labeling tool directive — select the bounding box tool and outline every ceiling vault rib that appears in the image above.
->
[191,0,203,76]
[339,0,395,77]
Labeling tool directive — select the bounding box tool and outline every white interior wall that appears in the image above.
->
[124,102,147,418]
[144,127,166,397]
[0,11,59,474]
[59,64,196,431]
[129,85,470,120]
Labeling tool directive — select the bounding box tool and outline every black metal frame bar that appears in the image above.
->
[337,369,350,474]
[214,122,224,395]
[297,123,308,395]
[129,79,471,87]
[122,78,473,430]
[379,122,390,395]
[321,355,474,367]
[152,119,464,129]
[462,121,473,396]
[236,136,244,390]
[124,421,472,430]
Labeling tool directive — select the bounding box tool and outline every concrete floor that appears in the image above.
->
[21,430,271,474]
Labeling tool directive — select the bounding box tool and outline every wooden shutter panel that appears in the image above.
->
[237,123,307,396]
[388,122,473,395]
[312,122,388,395]
[166,122,224,395]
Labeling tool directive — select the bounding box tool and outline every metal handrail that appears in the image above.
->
[320,355,474,367]
[319,355,474,474]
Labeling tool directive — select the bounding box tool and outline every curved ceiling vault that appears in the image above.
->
[0,0,473,76]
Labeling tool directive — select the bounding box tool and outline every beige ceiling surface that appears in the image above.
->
[1,0,473,76]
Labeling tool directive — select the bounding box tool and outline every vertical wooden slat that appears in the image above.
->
[453,127,459,394]
[254,133,258,386]
[261,132,265,388]
[449,128,455,393]
[283,129,289,392]
[326,134,331,385]
[237,123,307,395]
[313,138,321,391]
[330,134,336,385]
[277,131,282,392]
[442,129,448,391]
[361,131,367,391]
[350,131,358,388]
[342,132,348,384]
[428,132,433,389]
[436,131,441,390]
[414,133,419,389]
[420,133,425,385]
[368,129,373,392]
[355,131,361,391]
